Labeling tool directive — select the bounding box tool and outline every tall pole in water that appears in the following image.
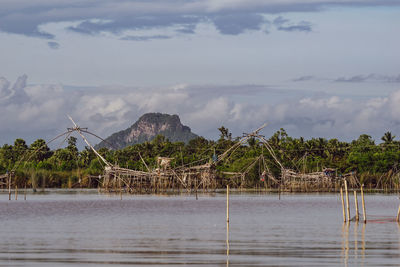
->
[226,184,230,259]
[340,187,346,222]
[361,184,367,223]
[354,191,359,222]
[8,171,11,201]
[226,185,229,223]
[344,179,350,222]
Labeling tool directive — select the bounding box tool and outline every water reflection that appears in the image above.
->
[226,221,230,266]
[341,219,400,267]
[342,222,366,267]
[342,223,349,266]
[361,222,366,265]
[1,192,400,266]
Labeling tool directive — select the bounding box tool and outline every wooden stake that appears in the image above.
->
[195,178,198,200]
[24,183,26,201]
[226,185,229,223]
[278,184,281,200]
[340,187,346,222]
[396,204,400,223]
[15,185,18,200]
[8,173,11,201]
[354,190,359,222]
[361,184,366,223]
[344,179,350,221]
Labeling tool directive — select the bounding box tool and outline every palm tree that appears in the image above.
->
[381,131,395,144]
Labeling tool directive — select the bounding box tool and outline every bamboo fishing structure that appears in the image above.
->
[0,117,368,194]
[60,118,268,193]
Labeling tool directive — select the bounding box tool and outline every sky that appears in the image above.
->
[1,0,400,148]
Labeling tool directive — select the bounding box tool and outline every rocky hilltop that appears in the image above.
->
[96,113,198,149]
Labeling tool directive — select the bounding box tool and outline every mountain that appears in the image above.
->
[96,113,198,149]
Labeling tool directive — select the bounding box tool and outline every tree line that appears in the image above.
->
[1,128,400,189]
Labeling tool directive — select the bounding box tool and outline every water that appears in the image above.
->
[0,190,399,266]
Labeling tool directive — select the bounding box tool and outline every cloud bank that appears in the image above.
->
[1,75,400,147]
[1,0,399,42]
[292,73,400,83]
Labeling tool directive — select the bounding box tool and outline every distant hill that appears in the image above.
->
[96,113,198,149]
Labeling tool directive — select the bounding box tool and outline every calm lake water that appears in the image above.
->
[0,190,399,266]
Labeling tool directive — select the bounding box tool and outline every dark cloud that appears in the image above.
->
[0,11,56,39]
[273,16,312,32]
[211,13,266,35]
[335,74,400,83]
[120,35,171,41]
[292,75,315,82]
[1,0,397,40]
[335,75,369,82]
[292,73,400,83]
[47,41,60,49]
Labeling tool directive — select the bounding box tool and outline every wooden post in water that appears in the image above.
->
[15,185,18,200]
[278,184,281,200]
[340,187,346,222]
[24,183,26,201]
[226,185,229,223]
[195,177,198,200]
[344,179,350,221]
[8,172,11,201]
[226,184,230,261]
[361,184,367,223]
[119,174,122,200]
[396,204,400,223]
[354,190,359,222]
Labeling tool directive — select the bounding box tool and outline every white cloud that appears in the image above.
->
[2,75,400,146]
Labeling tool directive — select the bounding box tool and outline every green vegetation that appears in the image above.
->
[1,128,400,189]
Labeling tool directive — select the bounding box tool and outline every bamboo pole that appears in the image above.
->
[195,177,198,200]
[226,185,229,223]
[15,185,18,200]
[226,184,230,264]
[354,190,359,222]
[119,174,122,200]
[344,179,350,221]
[8,173,11,201]
[396,204,400,223]
[340,187,346,222]
[361,184,366,223]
